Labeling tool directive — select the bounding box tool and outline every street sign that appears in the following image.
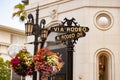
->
[50,26,89,33]
[55,31,86,41]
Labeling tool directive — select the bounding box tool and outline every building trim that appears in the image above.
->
[0,25,25,35]
[26,5,120,19]
[26,0,73,13]
[93,10,114,31]
[93,48,115,80]
[58,5,120,15]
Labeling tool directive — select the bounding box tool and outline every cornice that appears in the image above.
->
[25,1,120,19]
[0,25,25,36]
[26,0,120,13]
[25,0,72,13]
[58,5,120,15]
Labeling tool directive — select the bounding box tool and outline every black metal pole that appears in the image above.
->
[33,7,39,80]
[67,40,74,80]
[33,35,38,80]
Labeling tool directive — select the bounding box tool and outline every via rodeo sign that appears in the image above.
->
[50,18,89,41]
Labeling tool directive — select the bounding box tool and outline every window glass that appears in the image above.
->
[99,55,108,80]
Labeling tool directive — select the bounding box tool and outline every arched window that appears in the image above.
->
[96,50,112,80]
[99,54,108,80]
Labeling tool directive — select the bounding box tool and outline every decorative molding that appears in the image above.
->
[26,0,73,13]
[46,20,61,29]
[26,5,120,20]
[50,9,58,20]
[94,10,113,31]
[93,48,115,80]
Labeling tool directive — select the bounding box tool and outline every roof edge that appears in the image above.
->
[0,25,25,35]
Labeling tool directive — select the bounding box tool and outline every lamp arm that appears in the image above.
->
[40,19,46,29]
[28,14,34,24]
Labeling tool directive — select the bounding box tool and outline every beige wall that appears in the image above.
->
[0,31,11,44]
[26,0,120,80]
[0,25,26,61]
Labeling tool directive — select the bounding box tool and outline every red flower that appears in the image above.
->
[10,49,34,76]
[11,57,20,66]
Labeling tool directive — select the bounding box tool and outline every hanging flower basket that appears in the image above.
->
[33,48,63,79]
[10,49,34,77]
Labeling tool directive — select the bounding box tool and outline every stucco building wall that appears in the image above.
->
[26,0,120,80]
[0,25,26,60]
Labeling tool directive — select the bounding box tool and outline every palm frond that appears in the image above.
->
[13,2,28,22]
[20,16,26,21]
[12,11,22,17]
[14,3,25,10]
[12,12,19,17]
[22,10,27,17]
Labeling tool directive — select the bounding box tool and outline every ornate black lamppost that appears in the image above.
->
[25,6,47,80]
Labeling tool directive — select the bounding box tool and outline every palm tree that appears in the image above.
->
[12,2,28,21]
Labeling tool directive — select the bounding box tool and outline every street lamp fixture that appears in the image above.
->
[25,22,33,36]
[25,6,47,80]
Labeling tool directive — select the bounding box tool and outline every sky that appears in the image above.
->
[0,0,25,30]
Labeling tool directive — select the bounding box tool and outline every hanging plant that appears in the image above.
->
[33,48,63,79]
[10,49,34,77]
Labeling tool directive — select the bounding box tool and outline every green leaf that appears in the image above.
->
[12,3,27,22]
[5,60,10,68]
[0,57,3,62]
[0,57,10,80]
[20,16,26,21]
[14,3,25,10]
[12,12,20,17]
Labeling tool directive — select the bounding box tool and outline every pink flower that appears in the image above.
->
[11,57,20,66]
